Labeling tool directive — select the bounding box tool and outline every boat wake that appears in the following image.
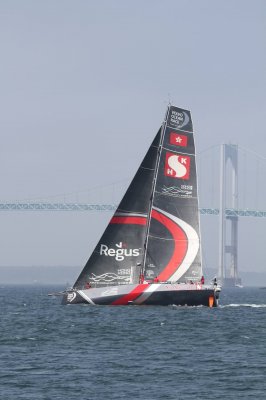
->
[221,304,266,308]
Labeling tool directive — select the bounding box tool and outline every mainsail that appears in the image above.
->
[144,106,202,283]
[74,106,202,289]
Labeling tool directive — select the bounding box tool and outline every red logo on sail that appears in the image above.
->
[164,153,191,180]
[169,132,188,147]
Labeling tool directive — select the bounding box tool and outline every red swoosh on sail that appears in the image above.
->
[111,216,146,225]
[151,209,188,281]
[110,214,147,305]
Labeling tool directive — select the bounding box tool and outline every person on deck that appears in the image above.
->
[200,276,205,284]
[153,276,159,283]
[140,274,149,284]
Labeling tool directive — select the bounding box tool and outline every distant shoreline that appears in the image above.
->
[0,266,265,286]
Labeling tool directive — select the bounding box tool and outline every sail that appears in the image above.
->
[74,105,202,289]
[74,130,161,289]
[144,106,202,283]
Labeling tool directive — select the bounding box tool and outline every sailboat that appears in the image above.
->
[62,105,221,307]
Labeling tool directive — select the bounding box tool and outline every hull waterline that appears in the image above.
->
[62,283,220,307]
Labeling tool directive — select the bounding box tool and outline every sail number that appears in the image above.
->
[181,184,193,191]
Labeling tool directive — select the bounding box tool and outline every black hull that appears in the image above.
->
[142,289,218,307]
[62,284,220,307]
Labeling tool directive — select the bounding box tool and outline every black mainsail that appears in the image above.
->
[63,105,220,307]
[144,106,202,283]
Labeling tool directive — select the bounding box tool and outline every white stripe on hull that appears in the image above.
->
[78,290,95,305]
[133,284,162,304]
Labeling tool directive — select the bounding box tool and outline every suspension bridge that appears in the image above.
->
[1,144,266,286]
[1,202,266,217]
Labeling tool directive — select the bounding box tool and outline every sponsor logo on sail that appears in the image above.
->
[90,272,130,283]
[117,268,131,275]
[100,242,140,261]
[169,110,190,129]
[169,132,188,147]
[162,184,192,198]
[164,153,191,180]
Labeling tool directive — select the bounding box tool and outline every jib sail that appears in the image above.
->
[73,131,161,288]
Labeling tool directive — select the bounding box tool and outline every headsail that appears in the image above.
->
[73,130,161,289]
[143,106,202,283]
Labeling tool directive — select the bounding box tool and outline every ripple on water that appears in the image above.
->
[0,286,266,399]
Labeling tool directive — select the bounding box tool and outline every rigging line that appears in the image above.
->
[141,166,156,171]
[4,179,131,203]
[201,246,208,272]
[255,159,260,209]
[148,234,186,241]
[198,144,221,155]
[238,146,266,162]
[243,151,247,209]
[211,146,216,207]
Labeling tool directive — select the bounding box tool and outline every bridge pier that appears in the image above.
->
[218,144,241,286]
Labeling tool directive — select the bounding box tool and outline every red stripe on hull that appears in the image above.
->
[151,209,188,281]
[111,284,149,305]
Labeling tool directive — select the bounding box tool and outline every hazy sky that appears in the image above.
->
[0,1,265,278]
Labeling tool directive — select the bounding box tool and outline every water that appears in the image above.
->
[0,286,265,399]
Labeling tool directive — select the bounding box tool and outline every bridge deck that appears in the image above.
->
[0,203,265,217]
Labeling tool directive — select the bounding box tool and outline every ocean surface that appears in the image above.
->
[0,286,265,400]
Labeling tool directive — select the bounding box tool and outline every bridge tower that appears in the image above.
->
[218,144,241,286]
